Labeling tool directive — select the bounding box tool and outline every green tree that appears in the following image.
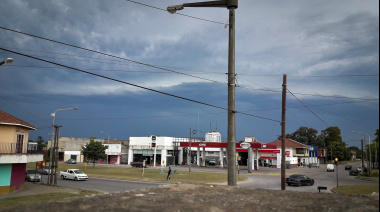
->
[36,136,46,150]
[319,126,342,148]
[286,127,319,146]
[81,138,108,168]
[328,140,347,161]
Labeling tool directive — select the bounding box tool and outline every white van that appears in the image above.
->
[327,164,334,172]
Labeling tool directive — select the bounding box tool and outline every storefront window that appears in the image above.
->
[133,150,161,164]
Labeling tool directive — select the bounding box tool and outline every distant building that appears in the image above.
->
[0,110,43,194]
[129,132,225,167]
[47,137,129,164]
[351,150,357,161]
[267,139,319,168]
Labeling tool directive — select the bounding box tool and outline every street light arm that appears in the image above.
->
[52,107,79,117]
[183,0,228,8]
[167,0,237,14]
[0,58,13,66]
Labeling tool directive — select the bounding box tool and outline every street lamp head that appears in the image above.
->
[5,58,13,64]
[167,4,184,14]
[74,107,79,110]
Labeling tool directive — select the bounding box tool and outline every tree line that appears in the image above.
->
[282,126,379,164]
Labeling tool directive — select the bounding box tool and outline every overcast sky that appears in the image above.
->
[0,0,378,147]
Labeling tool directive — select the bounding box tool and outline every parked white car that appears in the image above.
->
[327,164,334,172]
[60,169,88,181]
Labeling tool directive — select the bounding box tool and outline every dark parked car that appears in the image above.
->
[286,174,314,187]
[208,159,216,166]
[345,165,352,170]
[349,167,359,176]
[65,159,77,164]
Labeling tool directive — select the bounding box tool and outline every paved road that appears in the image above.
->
[57,177,162,193]
[36,162,377,194]
[172,162,378,193]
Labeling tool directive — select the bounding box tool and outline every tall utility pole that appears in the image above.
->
[361,139,364,174]
[189,128,192,173]
[48,107,78,185]
[353,131,371,174]
[167,0,238,186]
[281,74,287,190]
[50,125,62,186]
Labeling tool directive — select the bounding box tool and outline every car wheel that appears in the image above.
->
[310,181,314,186]
[74,177,78,181]
[297,182,301,187]
[28,178,31,182]
[61,175,64,180]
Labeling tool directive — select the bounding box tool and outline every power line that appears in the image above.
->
[290,92,378,101]
[238,73,379,78]
[239,85,378,101]
[125,0,227,25]
[0,27,226,85]
[0,47,280,123]
[2,45,377,102]
[287,88,330,127]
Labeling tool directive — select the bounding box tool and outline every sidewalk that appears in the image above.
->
[0,182,80,200]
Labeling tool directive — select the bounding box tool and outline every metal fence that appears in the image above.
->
[0,142,44,154]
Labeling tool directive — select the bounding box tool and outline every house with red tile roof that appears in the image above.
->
[0,109,43,194]
[267,139,319,168]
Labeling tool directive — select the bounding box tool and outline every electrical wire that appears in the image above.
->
[239,85,378,101]
[0,26,226,85]
[125,0,227,25]
[0,47,281,123]
[287,88,330,127]
[238,73,379,78]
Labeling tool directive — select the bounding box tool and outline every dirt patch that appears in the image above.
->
[1,183,379,212]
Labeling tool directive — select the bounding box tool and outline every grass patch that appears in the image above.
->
[332,185,379,195]
[357,170,379,180]
[0,189,100,208]
[26,163,247,184]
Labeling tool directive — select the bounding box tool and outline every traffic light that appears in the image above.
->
[334,158,338,165]
[151,142,156,148]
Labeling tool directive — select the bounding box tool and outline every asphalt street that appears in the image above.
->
[171,161,378,193]
[57,177,162,193]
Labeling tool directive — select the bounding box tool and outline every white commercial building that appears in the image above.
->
[128,132,224,167]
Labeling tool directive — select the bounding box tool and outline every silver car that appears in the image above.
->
[37,166,54,175]
[65,159,77,164]
[25,169,42,182]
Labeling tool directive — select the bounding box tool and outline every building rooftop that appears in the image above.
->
[268,138,309,148]
[0,109,37,130]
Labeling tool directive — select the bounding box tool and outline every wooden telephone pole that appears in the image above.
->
[281,74,287,190]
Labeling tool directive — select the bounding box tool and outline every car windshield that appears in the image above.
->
[26,170,36,174]
[46,166,51,169]
[74,170,84,174]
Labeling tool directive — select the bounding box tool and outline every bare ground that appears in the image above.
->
[1,183,379,212]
